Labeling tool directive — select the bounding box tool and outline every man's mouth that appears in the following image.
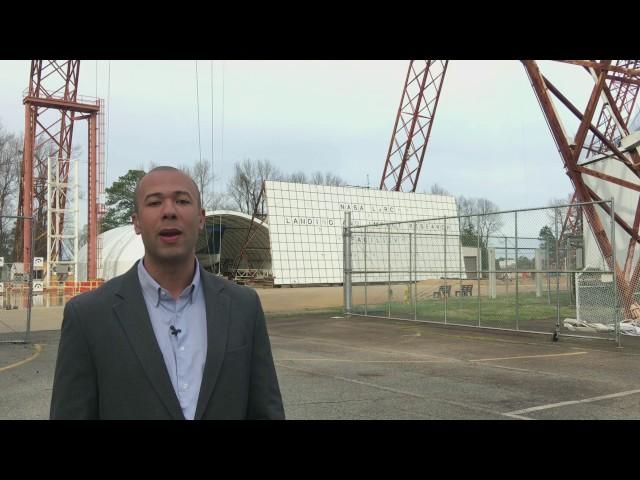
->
[159,229,182,243]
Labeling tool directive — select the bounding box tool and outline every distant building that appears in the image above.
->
[497,259,516,269]
[79,181,465,286]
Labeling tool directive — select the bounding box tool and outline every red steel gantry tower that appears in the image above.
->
[18,60,105,282]
[380,60,448,192]
[523,60,640,319]
[382,60,640,319]
[559,60,640,243]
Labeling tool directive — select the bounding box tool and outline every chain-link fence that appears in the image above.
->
[344,200,620,344]
[0,215,35,344]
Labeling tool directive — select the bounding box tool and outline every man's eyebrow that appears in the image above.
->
[144,191,194,201]
[174,191,193,198]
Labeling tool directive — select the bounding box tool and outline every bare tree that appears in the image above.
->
[310,171,324,185]
[255,159,282,214]
[256,159,281,184]
[0,126,21,258]
[456,195,476,232]
[308,171,347,186]
[475,197,503,246]
[181,159,214,210]
[227,158,281,215]
[285,170,347,186]
[429,183,450,195]
[208,190,234,211]
[227,159,257,215]
[287,171,308,184]
[545,193,574,233]
[139,161,159,172]
[181,159,241,211]
[227,158,348,214]
[456,195,503,246]
[326,172,347,186]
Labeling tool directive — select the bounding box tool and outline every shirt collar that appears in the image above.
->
[137,257,201,307]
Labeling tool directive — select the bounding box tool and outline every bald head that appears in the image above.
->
[133,166,202,214]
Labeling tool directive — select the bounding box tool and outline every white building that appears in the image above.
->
[265,181,463,285]
[78,182,464,286]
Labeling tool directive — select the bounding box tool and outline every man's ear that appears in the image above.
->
[132,213,141,234]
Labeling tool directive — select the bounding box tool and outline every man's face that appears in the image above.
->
[131,169,205,267]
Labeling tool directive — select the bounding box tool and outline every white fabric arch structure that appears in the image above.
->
[77,224,143,281]
[77,210,270,281]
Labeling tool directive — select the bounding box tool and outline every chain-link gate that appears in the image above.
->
[344,201,621,345]
[0,215,34,344]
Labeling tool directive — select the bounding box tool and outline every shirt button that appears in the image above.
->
[182,383,188,390]
[180,346,185,352]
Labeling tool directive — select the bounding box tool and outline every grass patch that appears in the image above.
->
[267,306,345,319]
[357,291,577,326]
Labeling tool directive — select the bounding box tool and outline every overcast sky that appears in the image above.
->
[0,60,617,213]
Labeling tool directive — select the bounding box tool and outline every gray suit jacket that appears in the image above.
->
[50,261,285,420]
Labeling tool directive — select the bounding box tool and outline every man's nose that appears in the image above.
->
[161,199,178,218]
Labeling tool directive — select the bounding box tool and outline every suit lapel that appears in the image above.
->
[113,263,184,420]
[194,269,230,419]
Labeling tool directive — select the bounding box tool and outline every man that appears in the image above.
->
[50,166,284,419]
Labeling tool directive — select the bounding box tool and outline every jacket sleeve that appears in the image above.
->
[50,300,99,420]
[246,290,285,420]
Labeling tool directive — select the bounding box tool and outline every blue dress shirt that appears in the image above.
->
[137,258,208,420]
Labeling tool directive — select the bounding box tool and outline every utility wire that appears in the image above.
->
[214,60,216,203]
[211,61,224,276]
[195,61,203,165]
[196,60,214,271]
[221,61,225,183]
[106,61,111,185]
[220,61,226,276]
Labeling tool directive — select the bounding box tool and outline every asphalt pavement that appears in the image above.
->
[3,312,640,420]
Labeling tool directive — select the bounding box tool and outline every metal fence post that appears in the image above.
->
[504,236,508,296]
[535,248,543,297]
[414,222,418,320]
[546,244,551,304]
[46,156,52,289]
[554,206,560,340]
[515,211,519,330]
[489,248,496,300]
[477,214,481,326]
[388,224,391,318]
[444,216,448,324]
[364,225,367,316]
[611,198,620,347]
[409,229,413,316]
[343,211,352,317]
[457,216,463,318]
[26,215,34,344]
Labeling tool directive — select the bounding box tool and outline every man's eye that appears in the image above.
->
[147,200,161,206]
[177,199,191,204]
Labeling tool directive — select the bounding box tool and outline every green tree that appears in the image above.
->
[539,225,557,267]
[460,222,490,271]
[460,223,480,248]
[516,255,535,270]
[100,169,145,231]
